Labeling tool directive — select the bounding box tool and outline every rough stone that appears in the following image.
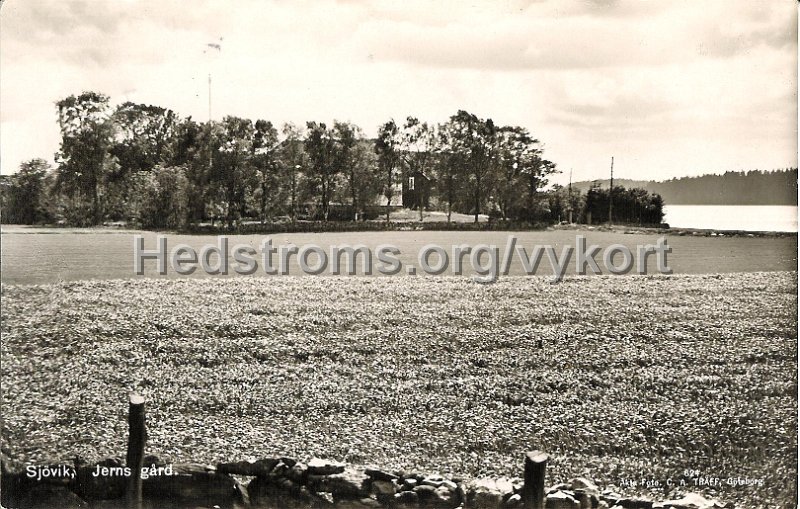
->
[469,478,506,509]
[655,493,724,509]
[401,478,418,490]
[308,458,347,476]
[440,479,458,491]
[169,463,217,475]
[546,490,580,509]
[0,455,25,476]
[364,468,399,482]
[395,490,420,505]
[142,465,243,507]
[217,458,279,477]
[572,489,595,509]
[335,497,383,509]
[548,483,572,494]
[456,482,468,506]
[270,459,293,477]
[615,498,654,509]
[371,480,398,502]
[421,475,447,488]
[414,484,438,499]
[495,477,516,495]
[279,457,298,468]
[287,462,308,484]
[601,491,625,507]
[142,455,166,468]
[307,470,371,499]
[248,476,317,508]
[433,485,459,507]
[505,493,523,507]
[412,484,459,508]
[570,477,600,495]
[415,483,459,507]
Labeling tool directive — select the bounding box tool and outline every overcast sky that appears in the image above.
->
[1,0,797,184]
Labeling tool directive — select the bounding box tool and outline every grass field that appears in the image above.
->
[1,272,796,508]
[0,227,796,283]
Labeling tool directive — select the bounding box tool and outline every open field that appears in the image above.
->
[0,227,796,283]
[1,273,796,507]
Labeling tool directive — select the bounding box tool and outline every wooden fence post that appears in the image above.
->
[522,450,548,509]
[125,393,146,509]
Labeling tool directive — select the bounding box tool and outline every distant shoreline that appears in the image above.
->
[571,169,798,206]
[1,222,796,238]
[550,223,797,238]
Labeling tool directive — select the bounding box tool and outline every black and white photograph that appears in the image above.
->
[0,1,797,508]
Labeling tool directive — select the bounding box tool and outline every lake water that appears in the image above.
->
[663,205,798,232]
[1,227,797,284]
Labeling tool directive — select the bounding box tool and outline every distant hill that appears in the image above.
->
[571,169,797,205]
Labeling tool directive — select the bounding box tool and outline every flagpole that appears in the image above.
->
[204,39,221,122]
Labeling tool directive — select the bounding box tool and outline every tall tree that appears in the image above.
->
[546,184,584,224]
[55,91,118,225]
[0,159,53,224]
[107,103,179,220]
[212,116,256,228]
[434,121,463,222]
[494,126,541,220]
[445,110,496,223]
[279,122,307,223]
[375,120,401,222]
[253,119,280,224]
[131,165,190,229]
[111,102,179,175]
[305,121,338,221]
[167,117,208,222]
[334,121,361,220]
[399,117,436,221]
[520,155,557,220]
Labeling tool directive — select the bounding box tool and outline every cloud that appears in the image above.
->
[20,1,124,38]
[0,0,796,181]
[351,0,795,71]
[1,0,233,70]
[548,95,675,133]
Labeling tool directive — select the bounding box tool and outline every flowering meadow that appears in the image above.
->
[1,272,796,508]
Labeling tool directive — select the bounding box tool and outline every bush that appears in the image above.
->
[132,165,190,229]
[584,186,664,225]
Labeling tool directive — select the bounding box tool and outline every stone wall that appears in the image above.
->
[1,454,730,509]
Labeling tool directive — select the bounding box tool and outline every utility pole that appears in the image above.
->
[608,156,614,225]
[568,168,573,224]
[208,73,212,122]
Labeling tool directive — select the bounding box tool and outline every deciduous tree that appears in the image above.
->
[375,120,401,222]
[55,91,118,225]
[399,117,436,220]
[0,159,53,224]
[253,119,280,223]
[305,121,338,221]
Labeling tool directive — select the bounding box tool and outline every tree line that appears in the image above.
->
[572,169,798,206]
[0,91,668,228]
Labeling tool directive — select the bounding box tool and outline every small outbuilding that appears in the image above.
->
[402,171,433,210]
